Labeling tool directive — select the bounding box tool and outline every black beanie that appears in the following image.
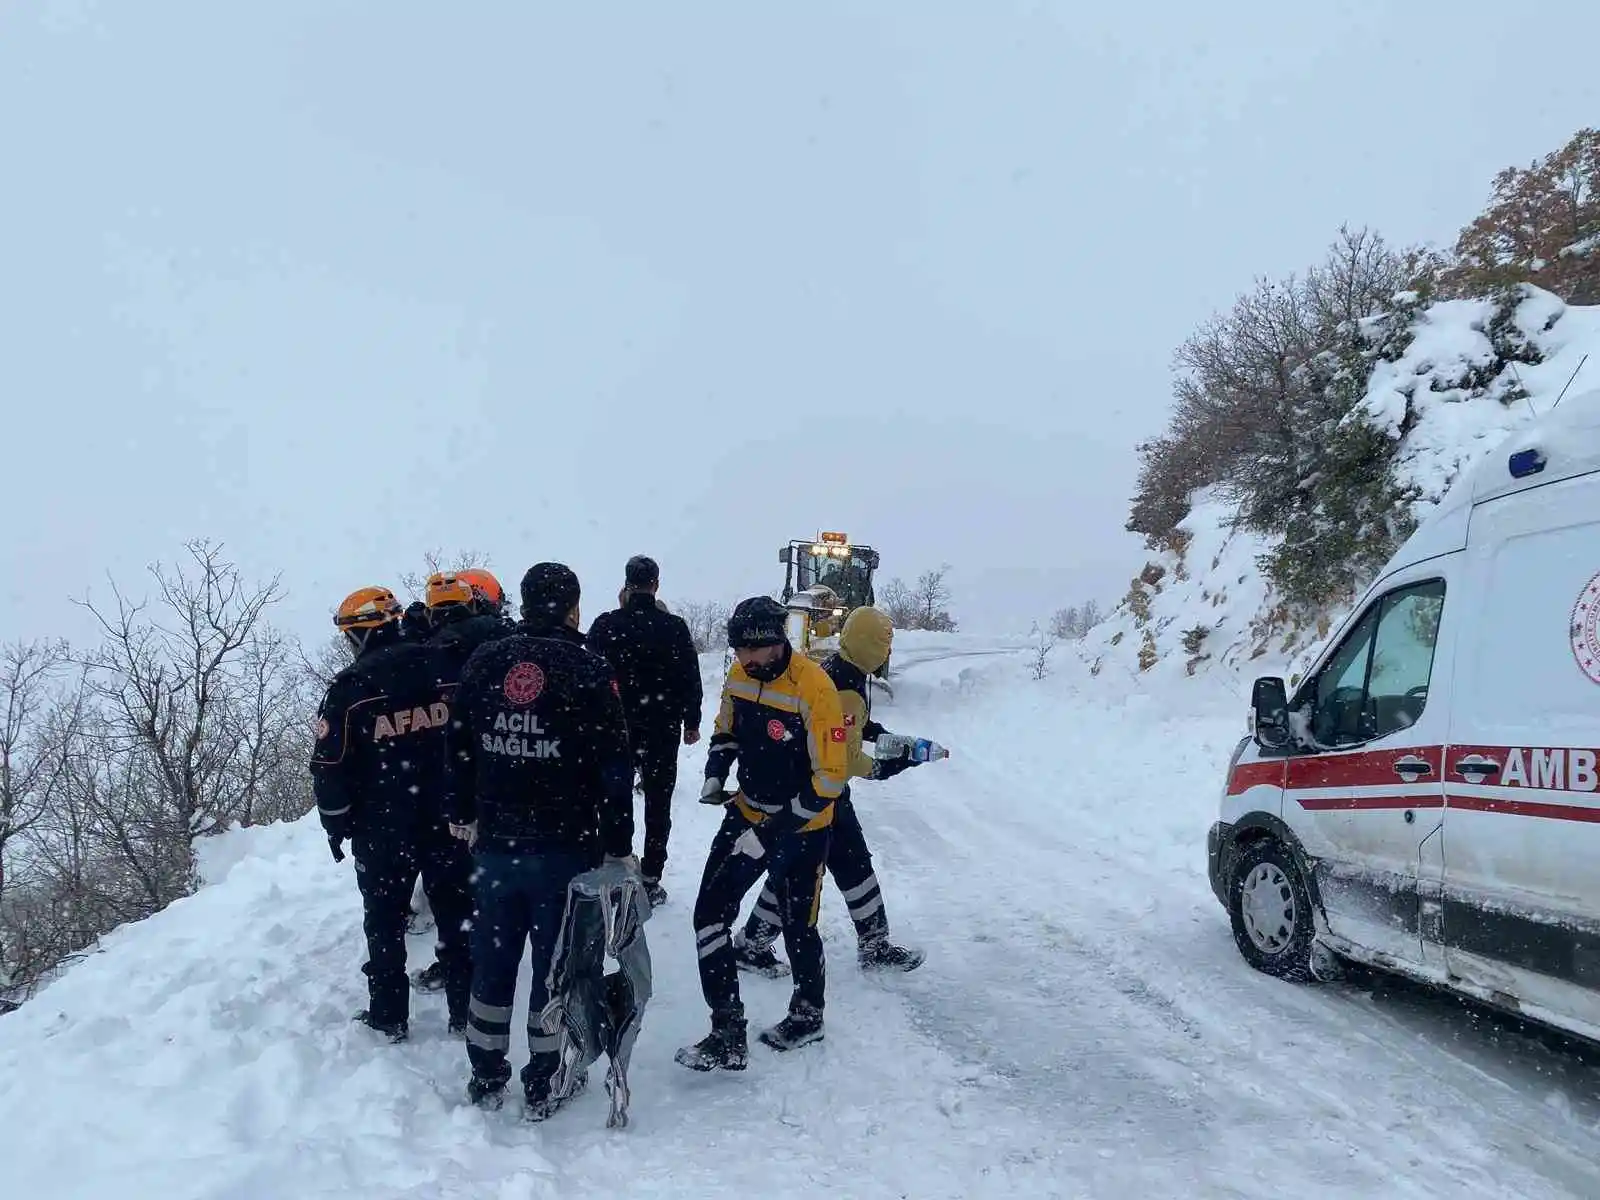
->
[727,596,789,648]
[520,563,581,623]
[625,555,659,589]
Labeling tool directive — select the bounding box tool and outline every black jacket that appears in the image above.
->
[586,593,703,736]
[445,620,634,859]
[310,629,455,837]
[429,609,515,670]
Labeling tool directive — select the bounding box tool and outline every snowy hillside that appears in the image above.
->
[8,641,1600,1199]
[1089,286,1600,683]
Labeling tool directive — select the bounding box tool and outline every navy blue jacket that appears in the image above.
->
[310,628,455,836]
[445,620,634,859]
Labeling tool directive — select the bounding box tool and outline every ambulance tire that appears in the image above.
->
[1227,838,1315,982]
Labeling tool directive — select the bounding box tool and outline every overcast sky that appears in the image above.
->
[3,0,1597,647]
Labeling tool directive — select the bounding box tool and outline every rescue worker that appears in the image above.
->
[409,569,516,995]
[401,599,432,640]
[445,562,637,1119]
[586,555,703,909]
[675,596,848,1071]
[310,586,474,1041]
[732,606,925,975]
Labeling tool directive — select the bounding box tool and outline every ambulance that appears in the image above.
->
[1209,387,1600,1041]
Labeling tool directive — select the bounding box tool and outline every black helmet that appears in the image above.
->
[727,596,788,648]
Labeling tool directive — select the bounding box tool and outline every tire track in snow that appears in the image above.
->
[859,651,1600,1198]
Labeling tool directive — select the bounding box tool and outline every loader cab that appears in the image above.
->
[779,533,880,612]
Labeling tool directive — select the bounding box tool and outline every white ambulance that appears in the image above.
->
[1209,386,1600,1041]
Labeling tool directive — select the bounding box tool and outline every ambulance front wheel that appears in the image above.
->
[1228,838,1315,982]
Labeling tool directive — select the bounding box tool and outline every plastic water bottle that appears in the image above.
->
[872,733,949,763]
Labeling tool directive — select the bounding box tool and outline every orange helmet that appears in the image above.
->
[424,571,476,610]
[457,568,505,613]
[334,586,403,631]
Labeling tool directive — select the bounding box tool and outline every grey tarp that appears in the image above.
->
[538,862,653,1128]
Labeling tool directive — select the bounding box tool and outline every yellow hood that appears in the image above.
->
[839,606,893,673]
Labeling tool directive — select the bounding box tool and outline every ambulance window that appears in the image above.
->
[1310,605,1381,746]
[1365,580,1445,739]
[1308,579,1445,746]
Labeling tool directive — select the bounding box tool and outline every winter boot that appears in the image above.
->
[467,1075,506,1110]
[525,1069,587,1123]
[642,877,668,909]
[858,936,925,973]
[758,1001,824,1052]
[675,1011,749,1071]
[732,930,792,978]
[353,1009,408,1043]
[410,960,448,992]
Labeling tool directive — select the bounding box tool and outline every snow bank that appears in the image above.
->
[7,637,1600,1197]
[1091,287,1600,683]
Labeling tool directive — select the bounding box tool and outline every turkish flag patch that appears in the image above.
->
[830,726,846,743]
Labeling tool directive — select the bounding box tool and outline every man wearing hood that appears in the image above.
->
[731,606,925,975]
[443,563,637,1120]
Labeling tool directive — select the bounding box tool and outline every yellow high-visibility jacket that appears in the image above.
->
[706,650,847,830]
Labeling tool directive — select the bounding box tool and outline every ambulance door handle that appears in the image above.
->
[1453,757,1500,780]
[1393,756,1433,778]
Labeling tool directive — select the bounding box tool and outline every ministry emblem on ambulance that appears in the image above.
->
[1571,571,1600,685]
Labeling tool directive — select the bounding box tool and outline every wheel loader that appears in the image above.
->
[777,531,893,697]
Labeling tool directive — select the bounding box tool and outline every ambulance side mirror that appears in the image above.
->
[1250,676,1293,751]
[779,547,793,564]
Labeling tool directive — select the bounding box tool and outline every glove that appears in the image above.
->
[321,810,354,860]
[448,821,478,849]
[872,757,915,781]
[701,776,735,806]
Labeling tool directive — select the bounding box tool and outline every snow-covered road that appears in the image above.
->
[4,638,1600,1199]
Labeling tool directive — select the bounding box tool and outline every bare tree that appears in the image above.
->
[678,601,733,653]
[880,578,917,628]
[1049,607,1080,641]
[879,571,957,632]
[299,634,355,692]
[397,548,493,600]
[76,540,298,908]
[1029,625,1055,681]
[1050,600,1104,641]
[1,542,315,1009]
[910,566,958,632]
[0,642,68,901]
[1,669,110,1003]
[0,640,76,993]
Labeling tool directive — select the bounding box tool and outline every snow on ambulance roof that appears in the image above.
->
[1386,386,1600,575]
[1470,384,1600,505]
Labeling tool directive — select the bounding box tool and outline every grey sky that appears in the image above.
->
[4,1,1597,647]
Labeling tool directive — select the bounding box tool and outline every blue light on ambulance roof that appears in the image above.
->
[1508,448,1547,478]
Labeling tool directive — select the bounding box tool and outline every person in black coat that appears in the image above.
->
[445,562,637,1120]
[310,586,474,1042]
[585,555,703,907]
[408,569,518,996]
